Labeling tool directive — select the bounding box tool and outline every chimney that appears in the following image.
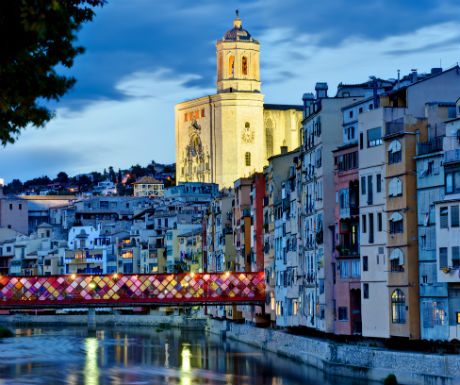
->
[315,83,328,99]
[280,146,288,154]
[302,92,315,117]
[411,69,418,83]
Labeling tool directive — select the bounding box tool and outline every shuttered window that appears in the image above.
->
[439,247,448,268]
[389,177,402,197]
[440,207,448,228]
[452,247,460,268]
[451,205,459,227]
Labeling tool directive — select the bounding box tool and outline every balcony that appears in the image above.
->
[445,149,460,165]
[385,121,404,137]
[417,136,443,155]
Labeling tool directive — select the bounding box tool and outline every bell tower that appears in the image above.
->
[216,11,260,93]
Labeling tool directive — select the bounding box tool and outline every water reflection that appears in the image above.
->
[0,326,378,385]
[84,338,99,385]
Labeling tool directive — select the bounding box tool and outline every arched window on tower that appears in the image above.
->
[265,119,274,158]
[242,56,248,75]
[245,152,251,166]
[218,54,223,81]
[229,55,234,76]
[391,289,406,324]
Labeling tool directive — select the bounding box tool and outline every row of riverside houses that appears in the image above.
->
[205,66,460,341]
[0,182,218,280]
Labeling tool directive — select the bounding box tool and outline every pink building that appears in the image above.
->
[0,195,28,235]
[332,144,362,335]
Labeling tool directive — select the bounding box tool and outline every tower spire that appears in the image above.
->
[233,9,241,29]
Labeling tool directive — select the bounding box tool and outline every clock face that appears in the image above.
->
[242,126,254,144]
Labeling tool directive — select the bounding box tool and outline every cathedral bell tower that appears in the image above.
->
[216,11,261,93]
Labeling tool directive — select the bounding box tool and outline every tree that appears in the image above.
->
[0,0,105,145]
[56,171,69,184]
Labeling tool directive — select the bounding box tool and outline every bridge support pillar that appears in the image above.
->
[88,308,96,331]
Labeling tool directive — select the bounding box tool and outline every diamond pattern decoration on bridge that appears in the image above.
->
[0,272,265,306]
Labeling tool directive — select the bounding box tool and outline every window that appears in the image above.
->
[389,212,403,234]
[457,312,460,325]
[452,246,460,268]
[18,204,22,210]
[451,205,459,227]
[362,214,367,233]
[391,289,406,324]
[351,259,360,277]
[390,248,404,272]
[349,111,353,118]
[367,175,373,204]
[440,207,448,228]
[363,256,368,271]
[363,283,369,299]
[359,107,363,114]
[377,213,382,231]
[367,127,382,147]
[439,247,448,268]
[389,177,402,197]
[369,213,374,243]
[340,260,349,278]
[338,307,348,321]
[360,132,364,149]
[445,169,460,194]
[388,140,402,164]
[245,152,251,166]
[9,204,12,210]
[229,55,234,76]
[265,119,274,158]
[242,56,248,75]
[361,176,366,195]
[376,174,381,193]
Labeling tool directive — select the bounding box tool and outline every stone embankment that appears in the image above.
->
[207,319,460,385]
[0,313,207,330]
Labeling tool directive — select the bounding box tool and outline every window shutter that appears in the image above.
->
[451,205,459,227]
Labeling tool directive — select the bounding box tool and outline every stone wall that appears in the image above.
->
[207,319,460,385]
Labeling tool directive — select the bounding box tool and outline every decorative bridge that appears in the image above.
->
[0,272,265,309]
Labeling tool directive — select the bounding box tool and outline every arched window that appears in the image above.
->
[265,119,274,158]
[245,152,251,166]
[218,54,223,80]
[389,177,402,197]
[242,56,248,75]
[391,289,406,324]
[388,140,402,164]
[229,55,234,76]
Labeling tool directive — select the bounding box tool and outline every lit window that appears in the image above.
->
[391,289,406,324]
[229,55,234,76]
[242,56,248,75]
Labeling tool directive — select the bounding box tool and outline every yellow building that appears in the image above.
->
[175,12,302,188]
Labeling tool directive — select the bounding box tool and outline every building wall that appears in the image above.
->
[0,199,28,234]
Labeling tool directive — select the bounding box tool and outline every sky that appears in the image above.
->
[1,0,459,183]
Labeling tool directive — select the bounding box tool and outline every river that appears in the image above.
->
[0,326,376,385]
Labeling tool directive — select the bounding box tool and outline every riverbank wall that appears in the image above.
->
[0,313,207,330]
[207,319,460,385]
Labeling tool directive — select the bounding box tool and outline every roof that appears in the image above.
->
[264,104,303,111]
[222,13,255,42]
[133,176,163,185]
[37,222,53,229]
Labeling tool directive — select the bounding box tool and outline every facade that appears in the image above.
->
[133,176,164,197]
[175,13,302,188]
[0,196,28,234]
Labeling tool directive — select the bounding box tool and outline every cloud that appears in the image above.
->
[0,69,212,183]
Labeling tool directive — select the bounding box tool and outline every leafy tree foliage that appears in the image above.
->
[0,0,104,145]
[55,171,69,184]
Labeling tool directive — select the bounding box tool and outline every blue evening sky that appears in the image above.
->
[1,0,459,183]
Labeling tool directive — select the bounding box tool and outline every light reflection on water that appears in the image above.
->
[0,326,376,385]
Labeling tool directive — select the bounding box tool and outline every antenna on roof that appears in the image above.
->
[236,9,239,17]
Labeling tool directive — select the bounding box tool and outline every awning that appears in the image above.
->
[388,139,401,153]
[389,212,403,222]
[390,248,404,265]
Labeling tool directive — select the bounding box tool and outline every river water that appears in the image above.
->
[0,326,374,385]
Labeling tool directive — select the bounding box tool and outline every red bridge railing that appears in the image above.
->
[0,272,265,308]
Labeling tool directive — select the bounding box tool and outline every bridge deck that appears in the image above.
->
[0,272,265,309]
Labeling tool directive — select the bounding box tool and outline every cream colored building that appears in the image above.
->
[132,176,164,197]
[175,12,302,188]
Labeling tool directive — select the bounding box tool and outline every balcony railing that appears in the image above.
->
[417,136,443,155]
[385,121,404,136]
[445,149,460,164]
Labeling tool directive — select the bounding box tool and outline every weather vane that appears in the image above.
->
[236,9,239,17]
